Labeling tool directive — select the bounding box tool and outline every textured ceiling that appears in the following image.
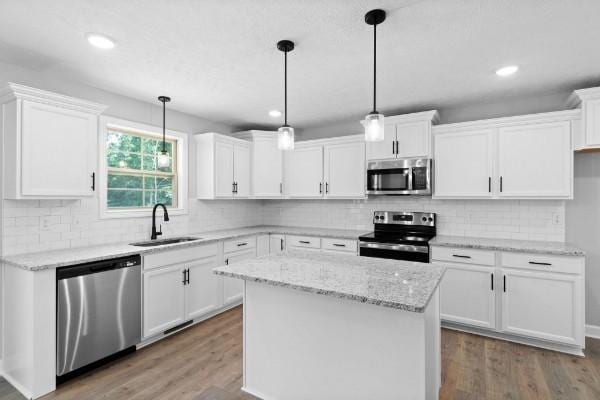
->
[0,0,599,131]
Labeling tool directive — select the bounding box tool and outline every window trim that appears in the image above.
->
[99,116,188,219]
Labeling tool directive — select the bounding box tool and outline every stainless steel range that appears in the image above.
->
[358,211,436,263]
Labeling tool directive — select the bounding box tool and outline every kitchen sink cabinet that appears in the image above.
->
[0,83,107,199]
[143,264,187,338]
[185,256,221,321]
[195,132,251,199]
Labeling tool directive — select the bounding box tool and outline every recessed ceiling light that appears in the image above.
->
[496,65,519,77]
[269,110,282,118]
[86,33,116,49]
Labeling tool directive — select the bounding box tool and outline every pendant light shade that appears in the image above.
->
[157,96,171,168]
[277,40,295,150]
[363,9,386,143]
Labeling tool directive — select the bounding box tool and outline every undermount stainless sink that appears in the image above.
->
[130,237,202,247]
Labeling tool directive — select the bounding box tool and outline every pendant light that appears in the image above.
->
[363,9,386,142]
[157,96,171,168]
[277,40,295,150]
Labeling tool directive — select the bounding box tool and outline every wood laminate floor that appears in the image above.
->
[0,306,597,399]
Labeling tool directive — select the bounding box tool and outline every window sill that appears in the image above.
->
[99,207,187,220]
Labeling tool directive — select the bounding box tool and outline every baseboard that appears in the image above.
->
[442,321,585,357]
[1,370,32,400]
[586,324,600,339]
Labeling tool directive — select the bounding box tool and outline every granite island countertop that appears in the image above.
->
[430,235,585,256]
[213,250,445,313]
[0,225,369,271]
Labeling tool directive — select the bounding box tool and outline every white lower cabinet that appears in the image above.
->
[143,264,188,338]
[500,268,583,346]
[269,234,285,254]
[186,256,221,320]
[433,246,585,354]
[439,264,496,330]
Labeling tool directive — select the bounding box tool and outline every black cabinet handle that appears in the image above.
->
[182,269,187,285]
[488,177,491,193]
[392,140,395,155]
[280,238,284,251]
[395,141,399,155]
[319,182,323,194]
[490,273,494,291]
[232,182,235,193]
[503,275,506,292]
[299,240,310,244]
[500,176,503,192]
[91,172,95,191]
[333,243,346,247]
[186,268,190,284]
[237,242,248,247]
[326,182,329,194]
[452,254,471,259]
[528,261,552,266]
[280,182,283,194]
[225,258,229,265]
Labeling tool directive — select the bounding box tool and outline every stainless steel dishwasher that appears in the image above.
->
[56,255,141,382]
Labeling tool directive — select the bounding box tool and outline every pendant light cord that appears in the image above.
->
[161,99,166,153]
[284,50,288,126]
[373,23,377,113]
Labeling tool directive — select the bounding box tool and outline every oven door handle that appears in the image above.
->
[359,242,429,254]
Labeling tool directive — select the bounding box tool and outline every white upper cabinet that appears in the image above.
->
[0,83,107,199]
[284,144,324,198]
[433,111,576,199]
[233,130,283,198]
[434,129,494,198]
[497,121,571,198]
[366,111,439,161]
[283,136,365,199]
[324,140,365,198]
[570,87,600,150]
[195,132,251,199]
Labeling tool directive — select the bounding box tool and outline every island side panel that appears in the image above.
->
[243,280,435,400]
[425,287,441,399]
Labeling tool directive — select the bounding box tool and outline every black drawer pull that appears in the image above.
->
[237,242,248,247]
[333,243,346,247]
[299,240,311,244]
[490,273,494,291]
[528,261,552,266]
[503,275,506,292]
[452,254,471,259]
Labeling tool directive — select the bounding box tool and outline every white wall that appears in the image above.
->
[263,198,565,242]
[566,152,600,328]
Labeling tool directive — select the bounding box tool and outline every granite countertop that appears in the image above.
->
[0,225,369,271]
[430,235,585,256]
[213,250,445,313]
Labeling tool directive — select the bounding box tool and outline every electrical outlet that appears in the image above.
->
[552,213,562,225]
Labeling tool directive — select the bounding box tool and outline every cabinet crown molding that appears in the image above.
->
[0,82,108,115]
[568,86,600,108]
[432,109,580,134]
[383,110,440,124]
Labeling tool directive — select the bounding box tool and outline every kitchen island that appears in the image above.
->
[213,251,445,400]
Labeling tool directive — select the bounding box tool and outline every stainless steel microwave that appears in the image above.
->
[366,158,432,195]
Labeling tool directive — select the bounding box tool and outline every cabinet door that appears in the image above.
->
[21,101,96,196]
[438,264,496,329]
[186,257,221,321]
[584,98,600,146]
[501,269,583,345]
[252,137,282,197]
[497,121,571,198]
[143,265,186,338]
[223,248,256,305]
[269,234,285,254]
[366,123,396,160]
[324,141,365,198]
[234,143,251,197]
[215,141,234,198]
[433,129,494,198]
[283,145,324,198]
[396,121,430,158]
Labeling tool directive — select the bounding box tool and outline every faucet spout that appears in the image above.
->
[151,203,169,240]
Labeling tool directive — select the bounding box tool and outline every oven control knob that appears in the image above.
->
[422,217,427,222]
[428,217,433,222]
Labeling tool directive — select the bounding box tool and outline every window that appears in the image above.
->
[99,116,188,218]
[106,128,178,208]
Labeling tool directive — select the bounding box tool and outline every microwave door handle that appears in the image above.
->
[408,167,414,191]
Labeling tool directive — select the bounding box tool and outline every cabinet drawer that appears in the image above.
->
[500,252,584,274]
[322,238,357,253]
[431,246,495,266]
[224,236,257,253]
[287,235,321,249]
[143,243,218,271]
